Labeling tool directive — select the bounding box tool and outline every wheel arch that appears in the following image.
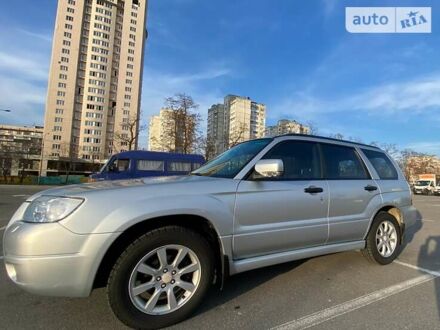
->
[93,214,227,290]
[365,205,404,242]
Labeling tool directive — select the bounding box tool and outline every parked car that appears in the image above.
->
[3,135,419,329]
[89,150,205,181]
[434,184,440,196]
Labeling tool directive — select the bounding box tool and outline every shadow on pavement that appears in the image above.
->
[193,259,308,317]
[418,235,440,320]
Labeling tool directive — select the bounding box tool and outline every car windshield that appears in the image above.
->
[416,180,431,186]
[192,138,272,178]
[99,157,114,173]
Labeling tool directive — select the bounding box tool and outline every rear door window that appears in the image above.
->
[321,144,369,180]
[361,149,398,180]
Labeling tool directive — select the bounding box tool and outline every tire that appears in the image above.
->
[362,211,401,265]
[107,226,214,329]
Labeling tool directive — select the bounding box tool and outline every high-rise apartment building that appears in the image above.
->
[265,119,310,137]
[42,0,148,175]
[206,104,226,156]
[207,95,266,156]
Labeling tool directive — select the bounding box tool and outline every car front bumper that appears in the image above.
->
[3,220,118,297]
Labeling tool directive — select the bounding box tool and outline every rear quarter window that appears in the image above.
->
[361,149,398,180]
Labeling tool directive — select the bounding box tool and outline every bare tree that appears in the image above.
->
[329,133,345,140]
[58,141,79,184]
[18,138,40,184]
[0,144,12,183]
[114,112,147,152]
[156,94,202,154]
[306,121,319,135]
[228,122,249,148]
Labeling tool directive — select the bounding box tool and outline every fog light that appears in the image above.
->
[5,262,17,282]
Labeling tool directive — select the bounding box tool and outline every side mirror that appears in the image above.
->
[254,159,284,178]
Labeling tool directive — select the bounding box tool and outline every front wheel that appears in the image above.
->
[362,212,401,265]
[107,226,214,329]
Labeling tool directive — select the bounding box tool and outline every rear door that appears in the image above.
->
[321,143,382,244]
[233,140,329,259]
[360,148,409,202]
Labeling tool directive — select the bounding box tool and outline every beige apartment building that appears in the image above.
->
[0,125,43,176]
[265,119,310,137]
[206,104,226,156]
[42,0,148,175]
[207,95,266,156]
[148,108,176,152]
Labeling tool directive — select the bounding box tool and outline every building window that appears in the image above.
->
[68,0,75,5]
[55,117,63,122]
[55,108,64,114]
[66,15,74,21]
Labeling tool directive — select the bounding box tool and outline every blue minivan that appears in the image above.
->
[89,151,205,181]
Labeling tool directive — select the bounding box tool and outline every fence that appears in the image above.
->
[0,175,89,185]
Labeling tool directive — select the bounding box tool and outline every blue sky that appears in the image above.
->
[0,0,439,155]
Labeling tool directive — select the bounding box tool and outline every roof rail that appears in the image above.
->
[277,133,381,149]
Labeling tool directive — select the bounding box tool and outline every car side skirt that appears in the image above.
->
[229,241,366,275]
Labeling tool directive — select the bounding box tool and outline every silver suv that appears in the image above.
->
[3,135,419,329]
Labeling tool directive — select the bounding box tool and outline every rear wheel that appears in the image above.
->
[107,226,214,329]
[362,212,401,265]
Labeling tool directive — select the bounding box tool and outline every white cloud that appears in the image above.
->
[406,142,440,155]
[271,74,440,121]
[16,28,52,43]
[0,77,46,125]
[0,51,49,81]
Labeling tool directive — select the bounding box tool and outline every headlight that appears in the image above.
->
[23,196,84,223]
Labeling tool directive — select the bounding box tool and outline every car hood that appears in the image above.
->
[27,175,235,201]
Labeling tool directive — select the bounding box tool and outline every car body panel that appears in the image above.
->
[326,180,382,244]
[3,135,418,299]
[233,179,329,258]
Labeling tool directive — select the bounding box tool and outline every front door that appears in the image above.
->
[233,140,329,259]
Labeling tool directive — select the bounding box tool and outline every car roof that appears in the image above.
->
[113,150,205,161]
[275,133,382,150]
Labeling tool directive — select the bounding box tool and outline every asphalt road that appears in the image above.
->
[1,185,439,329]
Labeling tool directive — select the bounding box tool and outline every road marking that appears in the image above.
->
[422,219,435,222]
[271,261,440,330]
[0,226,6,231]
[12,194,29,197]
[394,260,440,277]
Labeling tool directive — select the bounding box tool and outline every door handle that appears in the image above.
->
[364,185,378,192]
[304,186,324,194]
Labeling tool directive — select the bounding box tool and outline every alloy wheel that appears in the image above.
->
[128,244,201,315]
